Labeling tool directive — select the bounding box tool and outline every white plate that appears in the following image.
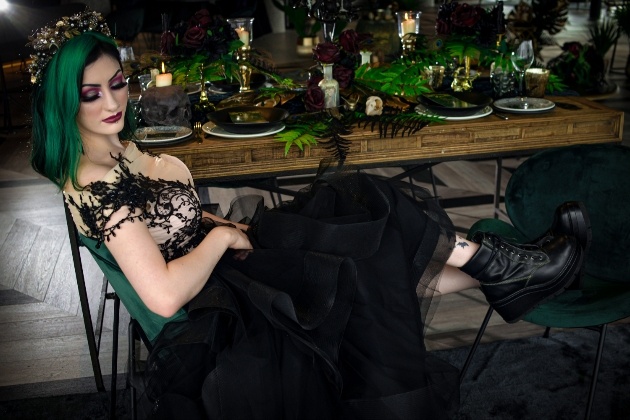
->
[202,122,285,139]
[493,97,556,113]
[415,105,493,121]
[135,126,192,144]
[185,83,202,95]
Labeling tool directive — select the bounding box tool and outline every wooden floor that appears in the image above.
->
[0,3,629,400]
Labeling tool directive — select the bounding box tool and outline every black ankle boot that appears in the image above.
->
[532,201,591,290]
[461,232,583,323]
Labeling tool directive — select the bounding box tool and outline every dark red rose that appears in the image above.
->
[339,29,360,54]
[563,42,582,58]
[191,9,212,28]
[307,74,323,88]
[313,41,341,64]
[304,85,325,111]
[451,3,482,29]
[182,26,206,49]
[333,65,354,89]
[435,19,451,35]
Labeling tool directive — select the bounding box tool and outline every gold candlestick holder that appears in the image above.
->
[234,46,252,92]
[400,34,417,58]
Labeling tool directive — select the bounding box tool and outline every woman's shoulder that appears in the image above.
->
[124,142,193,184]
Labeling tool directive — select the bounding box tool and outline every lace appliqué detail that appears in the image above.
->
[67,155,205,261]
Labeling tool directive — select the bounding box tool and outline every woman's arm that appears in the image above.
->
[202,210,250,231]
[104,206,252,318]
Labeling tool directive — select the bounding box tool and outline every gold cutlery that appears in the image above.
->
[194,121,203,144]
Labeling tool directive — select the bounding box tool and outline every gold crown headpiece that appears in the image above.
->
[27,9,111,85]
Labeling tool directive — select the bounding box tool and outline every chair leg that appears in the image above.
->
[584,324,608,420]
[65,202,106,392]
[493,158,506,219]
[129,321,137,420]
[109,294,120,420]
[460,306,494,383]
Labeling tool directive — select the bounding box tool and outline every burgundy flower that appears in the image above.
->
[307,74,323,88]
[191,9,212,28]
[333,65,354,89]
[563,42,582,58]
[339,29,360,54]
[304,85,325,111]
[313,41,341,64]
[435,19,452,35]
[182,26,206,50]
[451,4,482,29]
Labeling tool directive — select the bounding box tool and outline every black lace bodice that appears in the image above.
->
[64,143,205,262]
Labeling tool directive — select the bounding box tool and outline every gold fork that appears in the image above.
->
[194,121,202,144]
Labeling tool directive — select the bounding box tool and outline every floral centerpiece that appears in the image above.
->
[160,9,247,87]
[546,42,610,94]
[434,0,507,90]
[302,30,369,111]
[436,1,506,57]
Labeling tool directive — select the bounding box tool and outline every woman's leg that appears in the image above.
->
[433,235,481,295]
[436,265,480,295]
[438,229,584,323]
[445,235,479,268]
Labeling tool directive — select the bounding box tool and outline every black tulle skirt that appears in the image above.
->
[138,170,460,419]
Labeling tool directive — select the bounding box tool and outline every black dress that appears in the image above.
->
[65,144,460,419]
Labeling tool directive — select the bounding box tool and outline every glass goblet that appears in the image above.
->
[511,40,535,101]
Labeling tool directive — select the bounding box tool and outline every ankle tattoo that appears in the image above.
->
[455,236,470,249]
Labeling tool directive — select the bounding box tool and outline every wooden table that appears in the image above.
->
[148,96,624,184]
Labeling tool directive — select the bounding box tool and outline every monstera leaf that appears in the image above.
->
[507,0,569,55]
[531,0,569,35]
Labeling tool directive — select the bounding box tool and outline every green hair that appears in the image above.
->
[30,31,136,190]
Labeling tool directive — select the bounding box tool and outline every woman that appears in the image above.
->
[29,11,586,419]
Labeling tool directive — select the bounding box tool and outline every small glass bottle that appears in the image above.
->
[318,64,339,109]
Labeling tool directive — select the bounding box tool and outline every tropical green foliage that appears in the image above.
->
[588,19,620,56]
[353,63,432,99]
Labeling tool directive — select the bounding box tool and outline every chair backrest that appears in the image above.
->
[79,234,187,343]
[505,144,630,283]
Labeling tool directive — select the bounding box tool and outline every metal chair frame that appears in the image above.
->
[64,200,121,419]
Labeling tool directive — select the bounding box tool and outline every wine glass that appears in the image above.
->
[511,40,534,101]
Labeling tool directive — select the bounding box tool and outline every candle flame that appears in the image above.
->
[161,62,166,73]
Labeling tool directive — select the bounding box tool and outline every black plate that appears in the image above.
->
[207,73,267,94]
[207,106,290,134]
[418,92,493,117]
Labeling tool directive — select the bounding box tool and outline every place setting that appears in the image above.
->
[203,106,289,139]
[492,41,556,114]
[414,91,494,121]
[135,126,193,145]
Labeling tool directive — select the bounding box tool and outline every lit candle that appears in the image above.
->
[155,62,172,87]
[236,28,250,47]
[401,19,417,35]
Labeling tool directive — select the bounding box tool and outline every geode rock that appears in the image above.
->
[140,85,192,128]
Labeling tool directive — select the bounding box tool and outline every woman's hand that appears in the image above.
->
[220,225,253,250]
[214,225,253,261]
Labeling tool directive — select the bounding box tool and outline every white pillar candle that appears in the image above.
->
[155,62,172,87]
[236,28,250,46]
[401,19,416,35]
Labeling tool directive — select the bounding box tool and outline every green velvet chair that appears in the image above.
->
[78,233,187,420]
[459,144,630,420]
[65,200,185,419]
